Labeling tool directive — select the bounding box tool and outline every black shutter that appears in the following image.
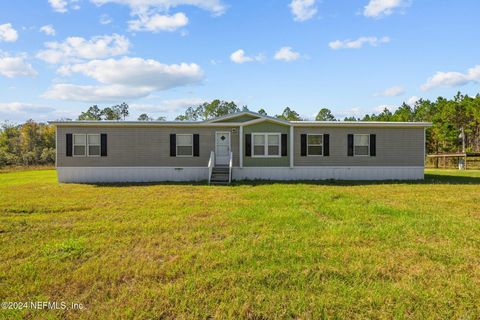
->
[370,134,376,157]
[66,133,73,157]
[170,134,176,157]
[245,134,251,157]
[193,134,200,157]
[101,134,107,157]
[347,134,354,156]
[300,134,307,156]
[281,134,288,157]
[324,134,330,156]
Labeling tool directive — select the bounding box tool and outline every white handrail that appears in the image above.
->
[228,151,233,184]
[208,151,215,184]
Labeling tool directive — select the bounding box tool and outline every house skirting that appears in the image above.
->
[232,166,424,181]
[57,166,424,183]
[57,167,209,183]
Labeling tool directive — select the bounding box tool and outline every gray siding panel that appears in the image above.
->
[294,127,424,167]
[57,126,239,167]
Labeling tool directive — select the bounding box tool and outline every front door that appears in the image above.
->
[215,131,231,165]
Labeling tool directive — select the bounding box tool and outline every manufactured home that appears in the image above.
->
[50,112,431,184]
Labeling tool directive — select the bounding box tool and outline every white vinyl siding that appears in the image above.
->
[252,133,281,157]
[307,134,323,156]
[354,134,369,156]
[176,134,193,157]
[73,134,86,157]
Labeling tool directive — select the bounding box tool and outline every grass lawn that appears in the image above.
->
[1,169,479,319]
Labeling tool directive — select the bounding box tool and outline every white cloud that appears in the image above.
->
[0,102,74,122]
[329,36,390,49]
[43,84,153,102]
[128,12,188,32]
[133,97,205,113]
[100,14,113,24]
[274,47,300,62]
[230,49,264,64]
[375,104,396,113]
[375,85,405,97]
[363,0,410,18]
[0,102,54,114]
[90,0,226,15]
[421,65,480,91]
[49,0,80,12]
[289,0,317,22]
[40,25,56,36]
[0,53,37,78]
[0,23,18,42]
[36,34,130,64]
[44,57,204,101]
[407,96,419,106]
[336,107,362,119]
[49,0,68,12]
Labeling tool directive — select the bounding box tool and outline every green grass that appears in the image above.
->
[0,169,479,319]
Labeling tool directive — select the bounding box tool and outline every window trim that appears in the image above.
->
[176,133,194,157]
[251,132,282,158]
[72,134,86,157]
[306,134,324,157]
[87,134,101,157]
[353,134,370,157]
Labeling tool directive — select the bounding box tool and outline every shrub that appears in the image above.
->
[40,148,56,164]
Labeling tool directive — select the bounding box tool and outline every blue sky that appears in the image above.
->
[0,0,479,122]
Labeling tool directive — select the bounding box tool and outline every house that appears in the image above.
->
[49,112,431,184]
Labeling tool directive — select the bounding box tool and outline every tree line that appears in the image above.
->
[1,92,479,166]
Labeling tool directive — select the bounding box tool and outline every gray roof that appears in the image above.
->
[49,111,432,127]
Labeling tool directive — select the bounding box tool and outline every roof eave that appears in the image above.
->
[48,121,245,127]
[291,121,432,127]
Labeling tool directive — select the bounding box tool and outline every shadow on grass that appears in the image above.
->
[89,171,480,187]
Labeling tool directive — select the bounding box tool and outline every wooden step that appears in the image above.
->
[211,175,229,181]
[210,181,229,185]
[210,166,231,185]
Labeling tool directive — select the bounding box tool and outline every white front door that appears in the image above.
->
[215,131,231,165]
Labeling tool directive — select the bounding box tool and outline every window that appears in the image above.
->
[253,134,265,156]
[252,133,281,157]
[73,134,86,156]
[177,134,193,157]
[354,134,369,156]
[87,134,101,156]
[307,134,323,156]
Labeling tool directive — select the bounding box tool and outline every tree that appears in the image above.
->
[157,116,166,121]
[101,107,122,120]
[137,114,153,121]
[343,116,358,121]
[393,103,414,122]
[175,100,240,121]
[257,109,267,116]
[203,100,240,119]
[116,102,129,120]
[78,105,102,120]
[315,108,336,121]
[364,108,393,121]
[276,107,301,121]
[0,120,56,166]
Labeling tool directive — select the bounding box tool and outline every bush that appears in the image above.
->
[40,148,56,164]
[0,149,20,167]
[22,151,37,166]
